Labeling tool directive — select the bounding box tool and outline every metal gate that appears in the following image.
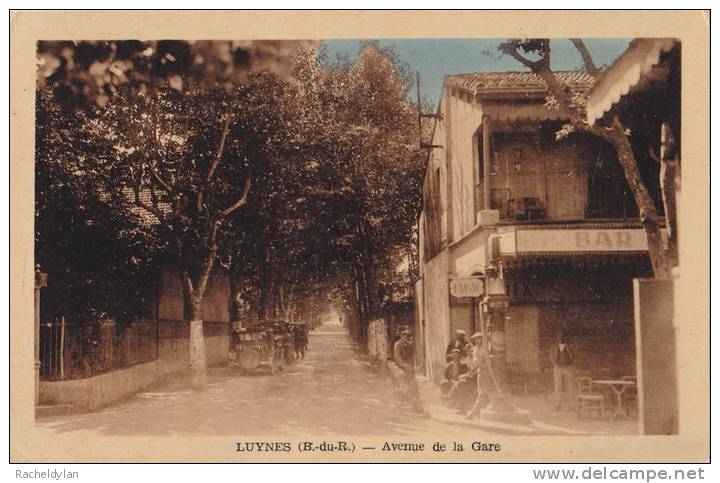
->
[39,316,66,380]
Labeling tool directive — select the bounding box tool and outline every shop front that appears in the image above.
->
[501,254,651,390]
[485,223,652,392]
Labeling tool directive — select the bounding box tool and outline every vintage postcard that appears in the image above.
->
[10,10,710,463]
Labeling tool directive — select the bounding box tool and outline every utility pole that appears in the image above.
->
[416,71,443,149]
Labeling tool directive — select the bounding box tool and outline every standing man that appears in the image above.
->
[445,329,468,358]
[294,324,308,360]
[465,332,494,419]
[549,331,575,410]
[393,329,427,415]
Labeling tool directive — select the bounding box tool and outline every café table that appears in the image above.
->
[592,379,636,421]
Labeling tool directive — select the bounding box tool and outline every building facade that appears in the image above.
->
[585,38,682,434]
[416,70,661,389]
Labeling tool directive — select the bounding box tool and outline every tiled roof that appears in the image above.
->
[121,187,172,227]
[446,71,595,94]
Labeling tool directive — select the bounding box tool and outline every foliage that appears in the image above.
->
[222,45,425,322]
[36,40,425,356]
[37,40,318,108]
[35,89,163,325]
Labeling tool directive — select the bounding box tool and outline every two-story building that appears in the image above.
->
[415,70,662,388]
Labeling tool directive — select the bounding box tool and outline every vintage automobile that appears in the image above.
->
[230,319,293,374]
[231,324,278,374]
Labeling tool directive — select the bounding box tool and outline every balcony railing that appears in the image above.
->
[474,184,546,221]
[474,183,636,224]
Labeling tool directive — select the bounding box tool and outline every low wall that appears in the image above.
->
[39,335,229,412]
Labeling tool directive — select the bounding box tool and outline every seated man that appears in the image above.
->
[441,349,470,406]
[445,330,468,358]
[449,342,483,413]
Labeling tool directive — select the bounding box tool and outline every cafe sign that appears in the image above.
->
[450,277,485,299]
[515,228,648,254]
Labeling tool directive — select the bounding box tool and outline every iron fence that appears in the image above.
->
[40,317,158,381]
[40,317,229,381]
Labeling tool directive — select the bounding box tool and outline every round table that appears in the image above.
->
[592,380,636,421]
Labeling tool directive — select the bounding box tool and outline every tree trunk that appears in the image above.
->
[363,258,377,317]
[258,250,273,320]
[358,266,371,319]
[187,299,208,390]
[351,266,365,343]
[180,236,217,390]
[660,122,679,267]
[181,269,208,390]
[229,265,241,322]
[612,127,671,279]
[353,266,365,321]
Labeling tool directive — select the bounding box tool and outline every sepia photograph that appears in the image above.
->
[9,10,710,464]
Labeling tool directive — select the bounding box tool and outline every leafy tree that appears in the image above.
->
[37,39,426,381]
[35,89,162,328]
[85,82,293,388]
[499,38,678,278]
[287,46,425,342]
[37,39,316,388]
[37,40,317,108]
[220,45,425,345]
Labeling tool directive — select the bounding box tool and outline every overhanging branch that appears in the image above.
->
[570,39,601,79]
[198,107,235,212]
[150,164,174,193]
[221,175,252,217]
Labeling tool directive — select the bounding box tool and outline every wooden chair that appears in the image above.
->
[621,375,638,419]
[576,376,605,420]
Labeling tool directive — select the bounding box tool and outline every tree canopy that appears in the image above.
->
[36,41,426,381]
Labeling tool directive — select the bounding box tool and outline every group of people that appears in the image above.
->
[441,329,577,413]
[390,325,578,418]
[290,323,309,360]
[440,329,496,419]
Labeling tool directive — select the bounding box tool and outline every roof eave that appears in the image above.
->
[586,38,679,125]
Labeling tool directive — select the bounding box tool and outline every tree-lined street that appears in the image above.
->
[33,38,654,440]
[36,41,425,387]
[36,319,638,438]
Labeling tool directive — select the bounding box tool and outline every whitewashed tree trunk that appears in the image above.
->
[188,316,207,389]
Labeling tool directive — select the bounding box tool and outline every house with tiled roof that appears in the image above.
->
[415,68,663,392]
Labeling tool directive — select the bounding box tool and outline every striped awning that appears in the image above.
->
[586,38,679,125]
